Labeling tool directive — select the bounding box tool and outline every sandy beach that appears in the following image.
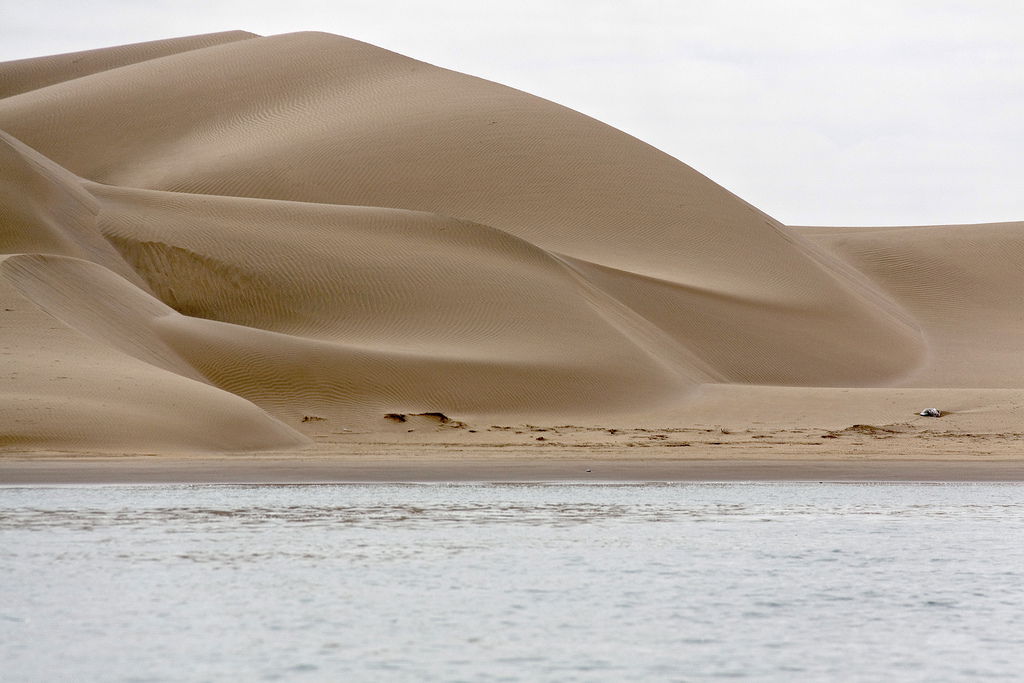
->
[4,419,1024,483]
[2,31,1024,480]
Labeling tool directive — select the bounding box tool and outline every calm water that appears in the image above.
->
[1,483,1023,681]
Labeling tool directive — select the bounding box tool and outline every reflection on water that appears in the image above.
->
[1,483,1023,681]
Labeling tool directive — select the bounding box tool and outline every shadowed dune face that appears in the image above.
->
[0,135,129,279]
[0,31,1014,453]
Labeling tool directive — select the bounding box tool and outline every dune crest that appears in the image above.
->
[0,32,1017,452]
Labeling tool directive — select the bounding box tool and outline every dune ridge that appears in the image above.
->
[0,32,1020,453]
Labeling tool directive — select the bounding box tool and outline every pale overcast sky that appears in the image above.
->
[2,1,1022,226]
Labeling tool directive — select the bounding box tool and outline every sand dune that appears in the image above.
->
[0,32,1020,453]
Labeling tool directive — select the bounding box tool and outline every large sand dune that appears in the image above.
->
[1,31,1021,453]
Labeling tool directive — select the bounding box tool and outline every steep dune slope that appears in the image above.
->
[0,133,142,282]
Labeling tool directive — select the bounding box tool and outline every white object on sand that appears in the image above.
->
[919,408,942,417]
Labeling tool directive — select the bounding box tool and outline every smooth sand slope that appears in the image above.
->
[1,31,1022,459]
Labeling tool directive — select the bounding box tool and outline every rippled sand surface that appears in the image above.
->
[2,483,1023,680]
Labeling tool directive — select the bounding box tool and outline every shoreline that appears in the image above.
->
[5,424,1024,484]
[3,454,1023,484]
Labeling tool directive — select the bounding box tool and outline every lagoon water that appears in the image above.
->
[1,483,1023,681]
